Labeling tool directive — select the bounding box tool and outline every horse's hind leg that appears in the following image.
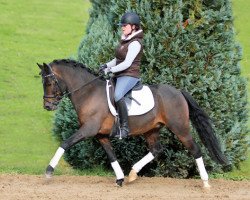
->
[97,135,124,186]
[128,129,162,182]
[179,136,210,188]
[169,122,210,188]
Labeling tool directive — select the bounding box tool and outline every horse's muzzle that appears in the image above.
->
[44,101,58,111]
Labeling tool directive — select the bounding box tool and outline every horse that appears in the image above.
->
[37,59,228,188]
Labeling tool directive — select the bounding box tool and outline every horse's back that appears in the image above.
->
[149,83,183,101]
[149,83,189,130]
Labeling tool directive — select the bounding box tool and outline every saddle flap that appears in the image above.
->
[106,80,155,116]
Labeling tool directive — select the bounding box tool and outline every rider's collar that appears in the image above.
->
[121,29,143,41]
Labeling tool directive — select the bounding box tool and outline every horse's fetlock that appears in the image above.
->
[45,165,54,179]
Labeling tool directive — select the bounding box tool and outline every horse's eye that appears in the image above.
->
[43,81,51,86]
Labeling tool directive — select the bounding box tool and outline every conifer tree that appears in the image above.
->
[53,0,248,177]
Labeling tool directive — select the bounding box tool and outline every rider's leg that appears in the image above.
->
[113,76,139,139]
[116,98,129,138]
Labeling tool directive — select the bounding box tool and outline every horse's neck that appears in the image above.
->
[60,66,96,92]
[58,66,105,110]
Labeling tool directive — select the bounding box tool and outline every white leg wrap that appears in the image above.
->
[49,147,65,168]
[132,152,155,173]
[111,161,124,180]
[195,157,208,181]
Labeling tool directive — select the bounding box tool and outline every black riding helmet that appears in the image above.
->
[118,12,140,26]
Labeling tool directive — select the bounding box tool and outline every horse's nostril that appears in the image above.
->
[44,102,57,111]
[44,103,52,110]
[44,105,50,110]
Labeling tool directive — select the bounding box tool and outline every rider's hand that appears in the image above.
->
[99,64,107,71]
[99,64,112,75]
[103,67,112,75]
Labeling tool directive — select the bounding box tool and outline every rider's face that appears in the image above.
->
[122,24,135,36]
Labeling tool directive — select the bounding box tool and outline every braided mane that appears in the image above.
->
[50,59,101,77]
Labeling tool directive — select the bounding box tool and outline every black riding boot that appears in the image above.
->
[116,98,129,139]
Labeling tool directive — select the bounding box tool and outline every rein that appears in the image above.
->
[63,74,103,97]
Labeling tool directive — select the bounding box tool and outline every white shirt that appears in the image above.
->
[106,30,142,73]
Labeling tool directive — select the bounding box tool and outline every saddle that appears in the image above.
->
[106,79,155,116]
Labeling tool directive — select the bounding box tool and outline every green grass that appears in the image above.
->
[0,0,91,174]
[0,0,249,179]
[220,0,250,180]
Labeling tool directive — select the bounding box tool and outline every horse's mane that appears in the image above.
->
[51,59,104,79]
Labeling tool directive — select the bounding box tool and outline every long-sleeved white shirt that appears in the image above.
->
[106,40,141,73]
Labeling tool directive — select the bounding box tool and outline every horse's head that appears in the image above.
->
[37,62,64,111]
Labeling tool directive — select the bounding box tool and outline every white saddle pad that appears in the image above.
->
[106,80,155,116]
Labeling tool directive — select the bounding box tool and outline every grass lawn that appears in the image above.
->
[0,0,249,179]
[0,0,90,174]
[224,0,250,179]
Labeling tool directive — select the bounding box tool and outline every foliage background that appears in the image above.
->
[0,0,249,179]
[54,0,249,178]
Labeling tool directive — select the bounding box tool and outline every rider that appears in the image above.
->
[100,12,144,139]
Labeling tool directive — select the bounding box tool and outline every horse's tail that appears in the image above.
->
[181,90,228,165]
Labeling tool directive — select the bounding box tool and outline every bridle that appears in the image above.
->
[42,64,103,105]
[42,67,64,106]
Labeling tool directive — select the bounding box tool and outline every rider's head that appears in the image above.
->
[118,12,141,36]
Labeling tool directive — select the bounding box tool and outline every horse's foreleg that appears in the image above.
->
[97,135,124,186]
[45,147,64,178]
[45,122,99,178]
[128,130,162,182]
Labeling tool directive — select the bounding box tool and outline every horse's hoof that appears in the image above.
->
[45,173,53,179]
[203,180,211,189]
[45,165,54,179]
[116,179,124,187]
[128,169,138,183]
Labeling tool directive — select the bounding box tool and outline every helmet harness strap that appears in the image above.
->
[127,24,135,36]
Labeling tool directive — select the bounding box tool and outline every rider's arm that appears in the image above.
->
[110,41,141,73]
[106,58,117,68]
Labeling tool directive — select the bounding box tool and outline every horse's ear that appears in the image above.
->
[37,63,44,70]
[43,63,51,73]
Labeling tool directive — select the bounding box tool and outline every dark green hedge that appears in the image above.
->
[53,0,248,178]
